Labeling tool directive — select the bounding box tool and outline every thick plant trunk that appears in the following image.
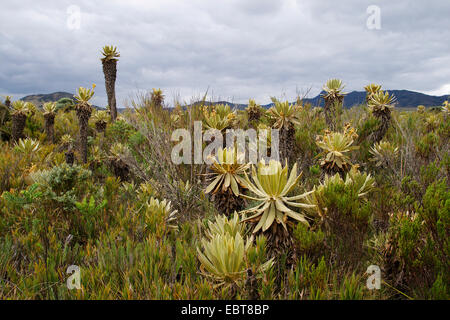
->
[264,223,296,265]
[102,60,117,121]
[78,119,89,164]
[211,188,245,216]
[373,111,391,143]
[76,108,92,164]
[95,121,107,133]
[247,110,260,122]
[44,113,55,143]
[320,160,350,178]
[247,109,261,130]
[151,92,164,109]
[11,113,26,142]
[321,165,344,178]
[261,222,297,289]
[323,97,335,130]
[110,158,129,181]
[245,269,259,300]
[323,96,343,131]
[65,149,74,166]
[279,125,296,166]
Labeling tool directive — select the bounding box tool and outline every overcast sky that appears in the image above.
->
[1,0,449,106]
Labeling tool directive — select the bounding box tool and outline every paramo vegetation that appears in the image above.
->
[0,46,448,300]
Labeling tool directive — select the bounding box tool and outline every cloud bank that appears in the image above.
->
[1,0,449,106]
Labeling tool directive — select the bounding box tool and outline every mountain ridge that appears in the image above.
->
[19,90,449,110]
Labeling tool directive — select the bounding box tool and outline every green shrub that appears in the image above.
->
[319,178,372,266]
[416,132,438,159]
[30,163,92,210]
[287,255,329,299]
[106,119,136,144]
[383,179,449,299]
[293,223,325,261]
[338,273,365,300]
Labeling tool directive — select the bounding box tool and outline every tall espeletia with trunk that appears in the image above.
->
[101,45,120,121]
[151,88,164,109]
[91,110,109,133]
[267,99,301,166]
[364,84,382,104]
[4,95,12,109]
[246,99,263,128]
[43,102,57,143]
[322,79,346,131]
[368,90,395,143]
[74,85,95,163]
[11,101,31,142]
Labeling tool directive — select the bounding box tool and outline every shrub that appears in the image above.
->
[382,179,449,299]
[30,163,92,210]
[292,222,325,261]
[304,169,374,267]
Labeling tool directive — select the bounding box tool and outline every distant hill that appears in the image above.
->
[190,90,449,110]
[21,92,75,107]
[300,90,449,109]
[20,92,102,110]
[19,89,448,110]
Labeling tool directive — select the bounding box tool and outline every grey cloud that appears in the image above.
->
[1,0,449,107]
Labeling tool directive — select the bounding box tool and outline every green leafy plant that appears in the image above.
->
[144,197,178,236]
[369,140,399,168]
[368,90,395,143]
[417,105,426,114]
[14,138,40,154]
[239,160,314,263]
[204,212,246,239]
[246,99,263,123]
[267,100,301,130]
[1,183,42,210]
[204,147,249,215]
[304,167,375,219]
[30,163,91,210]
[202,104,236,131]
[364,83,382,103]
[322,79,346,130]
[75,195,107,216]
[315,123,359,174]
[240,160,313,233]
[382,180,449,299]
[91,110,109,133]
[75,195,107,237]
[197,213,273,294]
[441,100,449,115]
